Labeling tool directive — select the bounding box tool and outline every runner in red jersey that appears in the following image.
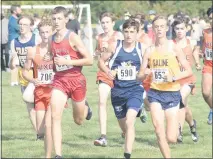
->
[202,7,212,124]
[23,19,54,158]
[94,11,123,147]
[172,16,201,143]
[50,7,93,158]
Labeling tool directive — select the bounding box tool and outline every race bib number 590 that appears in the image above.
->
[117,66,136,80]
[152,68,169,83]
[55,55,73,72]
[205,48,212,61]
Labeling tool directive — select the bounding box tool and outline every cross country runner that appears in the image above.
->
[94,11,123,147]
[99,19,146,159]
[172,16,201,142]
[9,15,41,138]
[23,18,54,158]
[137,15,193,158]
[201,7,212,125]
[50,6,93,158]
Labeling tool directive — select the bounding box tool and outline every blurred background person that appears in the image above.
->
[8,5,22,86]
[66,11,81,35]
[32,13,41,36]
[1,9,9,72]
[113,11,131,32]
[81,19,91,51]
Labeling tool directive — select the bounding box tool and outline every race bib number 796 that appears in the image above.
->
[38,70,54,84]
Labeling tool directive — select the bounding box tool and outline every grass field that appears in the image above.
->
[1,62,212,158]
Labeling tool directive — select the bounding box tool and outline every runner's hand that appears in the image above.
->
[31,78,42,86]
[54,55,69,65]
[195,63,201,71]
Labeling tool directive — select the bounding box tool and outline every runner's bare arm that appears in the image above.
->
[9,40,19,70]
[22,47,36,82]
[192,45,201,70]
[175,45,193,80]
[137,46,152,81]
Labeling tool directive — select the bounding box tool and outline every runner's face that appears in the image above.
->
[39,25,52,43]
[123,26,137,44]
[153,19,168,38]
[52,12,68,31]
[174,23,186,39]
[19,18,31,35]
[101,16,114,33]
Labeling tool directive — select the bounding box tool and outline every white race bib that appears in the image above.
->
[152,68,169,84]
[38,70,54,84]
[205,48,212,61]
[18,55,27,67]
[117,66,136,80]
[55,55,73,72]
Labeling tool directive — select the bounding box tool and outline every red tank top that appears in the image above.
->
[33,45,54,86]
[174,39,196,85]
[202,28,212,67]
[51,30,83,76]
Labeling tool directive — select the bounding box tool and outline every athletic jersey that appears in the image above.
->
[14,34,36,68]
[13,34,36,86]
[33,45,54,86]
[109,40,143,88]
[51,30,82,77]
[149,41,180,91]
[174,39,196,85]
[202,28,212,67]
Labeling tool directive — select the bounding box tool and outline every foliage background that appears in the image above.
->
[2,1,212,23]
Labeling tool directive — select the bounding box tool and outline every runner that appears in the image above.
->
[22,18,53,157]
[50,6,93,158]
[94,11,123,147]
[172,15,201,142]
[137,15,193,158]
[201,7,212,124]
[9,15,41,137]
[99,19,146,159]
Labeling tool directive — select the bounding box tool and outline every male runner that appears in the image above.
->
[201,7,212,124]
[9,15,41,137]
[23,19,53,158]
[50,6,93,158]
[137,15,193,158]
[94,11,123,146]
[172,16,201,142]
[99,19,146,159]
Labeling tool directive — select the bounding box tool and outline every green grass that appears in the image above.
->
[2,62,212,158]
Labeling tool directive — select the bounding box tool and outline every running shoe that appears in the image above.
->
[94,137,107,147]
[190,119,198,142]
[207,109,212,125]
[140,108,148,123]
[85,100,92,120]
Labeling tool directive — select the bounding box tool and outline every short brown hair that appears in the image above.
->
[17,15,34,26]
[52,6,69,17]
[122,19,140,32]
[152,15,168,26]
[99,11,116,22]
[38,18,52,31]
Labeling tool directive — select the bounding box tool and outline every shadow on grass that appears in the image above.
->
[1,134,36,141]
[135,137,158,148]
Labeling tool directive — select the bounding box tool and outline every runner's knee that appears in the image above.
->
[74,117,84,125]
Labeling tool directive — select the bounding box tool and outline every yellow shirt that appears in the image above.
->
[149,44,181,91]
[18,68,33,86]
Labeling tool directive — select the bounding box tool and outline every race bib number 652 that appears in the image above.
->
[55,55,73,72]
[152,68,169,83]
[117,66,136,80]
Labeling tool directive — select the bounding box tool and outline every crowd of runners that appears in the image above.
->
[5,4,212,159]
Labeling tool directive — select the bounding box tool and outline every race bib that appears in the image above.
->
[152,68,169,83]
[55,55,73,72]
[38,70,54,84]
[117,66,136,80]
[18,55,27,67]
[205,48,212,61]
